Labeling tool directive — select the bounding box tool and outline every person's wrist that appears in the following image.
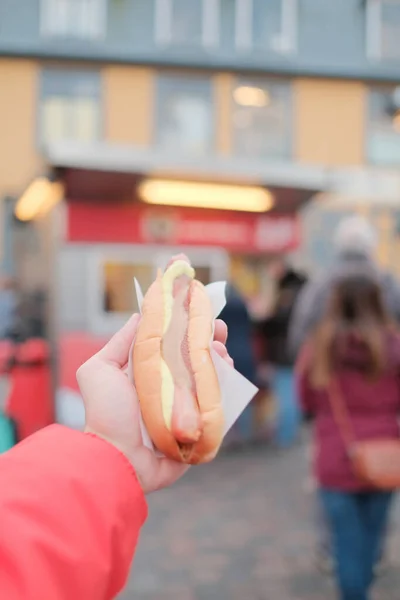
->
[84,427,146,491]
[84,426,125,457]
[84,426,143,487]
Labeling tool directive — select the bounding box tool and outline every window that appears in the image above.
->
[366,0,400,61]
[40,0,106,39]
[232,78,292,159]
[87,246,228,335]
[103,262,153,314]
[156,75,214,155]
[367,87,400,165]
[154,0,219,47]
[235,0,297,53]
[40,69,101,146]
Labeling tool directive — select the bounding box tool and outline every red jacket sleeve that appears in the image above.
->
[0,425,148,600]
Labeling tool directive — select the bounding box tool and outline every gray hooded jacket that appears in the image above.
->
[287,252,400,360]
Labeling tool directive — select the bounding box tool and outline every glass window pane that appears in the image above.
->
[171,0,203,45]
[72,98,99,141]
[232,78,291,159]
[367,88,400,165]
[41,97,70,144]
[156,76,213,154]
[40,69,101,144]
[103,262,153,314]
[41,0,104,38]
[252,0,283,50]
[50,0,69,35]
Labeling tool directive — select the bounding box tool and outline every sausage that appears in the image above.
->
[161,257,203,444]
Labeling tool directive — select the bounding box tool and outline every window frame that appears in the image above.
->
[40,0,107,40]
[38,68,103,149]
[154,0,220,48]
[235,0,298,54]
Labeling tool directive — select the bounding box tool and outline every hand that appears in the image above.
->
[77,314,233,494]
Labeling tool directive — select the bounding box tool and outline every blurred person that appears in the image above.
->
[289,215,400,360]
[219,283,257,443]
[296,270,400,600]
[289,215,400,573]
[0,288,53,442]
[0,339,17,452]
[0,275,17,340]
[257,260,307,446]
[12,289,47,342]
[0,277,19,451]
[0,314,232,599]
[6,338,53,440]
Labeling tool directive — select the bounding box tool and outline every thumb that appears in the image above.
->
[97,313,140,367]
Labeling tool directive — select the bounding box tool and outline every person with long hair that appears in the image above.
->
[296,269,400,600]
[290,216,400,574]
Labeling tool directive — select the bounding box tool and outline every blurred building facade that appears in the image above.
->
[1,0,400,329]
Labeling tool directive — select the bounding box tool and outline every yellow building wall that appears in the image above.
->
[294,78,366,166]
[0,59,42,197]
[103,66,154,145]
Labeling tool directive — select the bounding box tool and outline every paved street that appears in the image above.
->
[122,434,400,600]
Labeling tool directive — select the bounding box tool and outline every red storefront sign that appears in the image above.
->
[67,203,300,253]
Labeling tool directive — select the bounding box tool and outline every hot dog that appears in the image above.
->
[132,255,224,464]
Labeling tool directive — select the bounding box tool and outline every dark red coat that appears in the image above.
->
[296,332,400,491]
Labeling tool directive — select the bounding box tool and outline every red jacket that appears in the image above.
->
[296,332,400,491]
[0,425,147,599]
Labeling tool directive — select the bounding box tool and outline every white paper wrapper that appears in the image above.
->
[128,277,259,456]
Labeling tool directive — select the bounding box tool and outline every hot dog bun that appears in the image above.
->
[132,256,224,464]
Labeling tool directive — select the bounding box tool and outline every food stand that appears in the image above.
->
[14,143,319,438]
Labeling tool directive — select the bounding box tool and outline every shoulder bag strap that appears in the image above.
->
[327,380,356,454]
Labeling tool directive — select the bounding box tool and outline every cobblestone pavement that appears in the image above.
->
[121,435,400,600]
